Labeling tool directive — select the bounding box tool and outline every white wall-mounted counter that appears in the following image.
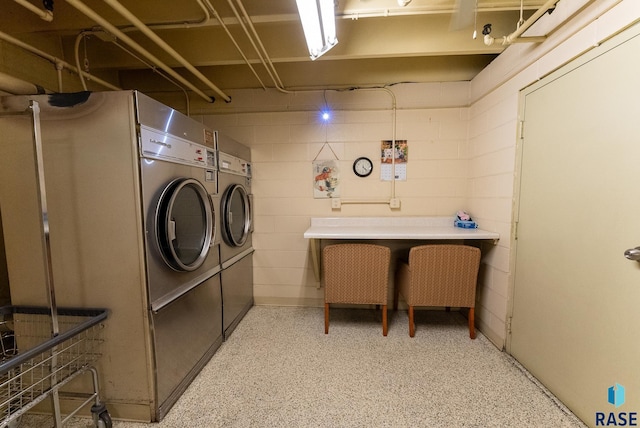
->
[304,217,500,282]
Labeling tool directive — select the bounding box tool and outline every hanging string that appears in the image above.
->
[313,89,339,161]
[313,142,339,161]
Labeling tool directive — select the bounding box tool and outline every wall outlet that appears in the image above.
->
[331,198,341,209]
[389,198,401,209]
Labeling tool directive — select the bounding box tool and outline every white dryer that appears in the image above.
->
[216,132,253,339]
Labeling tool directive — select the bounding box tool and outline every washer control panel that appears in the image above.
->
[218,151,251,177]
[140,125,215,169]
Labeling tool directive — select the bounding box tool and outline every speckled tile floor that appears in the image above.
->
[18,306,586,428]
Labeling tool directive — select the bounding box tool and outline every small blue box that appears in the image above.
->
[454,219,478,229]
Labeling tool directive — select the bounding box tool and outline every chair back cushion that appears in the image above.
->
[323,244,391,305]
[407,245,481,307]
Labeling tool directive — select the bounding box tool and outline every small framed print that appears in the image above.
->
[312,160,340,198]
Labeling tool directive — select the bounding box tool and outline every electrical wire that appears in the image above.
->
[111,39,192,116]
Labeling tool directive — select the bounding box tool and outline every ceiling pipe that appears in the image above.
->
[115,0,215,33]
[75,32,89,91]
[110,39,193,116]
[13,0,53,22]
[0,71,46,95]
[483,0,558,46]
[102,0,267,93]
[341,4,541,20]
[203,0,267,90]
[232,0,289,93]
[0,30,120,91]
[79,29,194,115]
[101,0,231,103]
[225,0,282,91]
[64,0,215,103]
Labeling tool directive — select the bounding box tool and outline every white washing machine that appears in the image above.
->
[0,91,222,421]
[216,132,254,339]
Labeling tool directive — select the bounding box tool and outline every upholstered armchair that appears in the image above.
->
[394,245,481,338]
[323,244,391,336]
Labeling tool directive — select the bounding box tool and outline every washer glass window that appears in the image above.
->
[156,178,213,271]
[222,184,250,247]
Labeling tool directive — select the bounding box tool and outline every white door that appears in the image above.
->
[510,25,640,426]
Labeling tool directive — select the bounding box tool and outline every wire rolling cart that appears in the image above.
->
[0,306,110,428]
[0,101,112,427]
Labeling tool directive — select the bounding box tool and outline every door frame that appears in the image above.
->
[506,22,640,354]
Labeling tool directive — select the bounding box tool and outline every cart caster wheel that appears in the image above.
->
[91,403,112,428]
[97,410,112,428]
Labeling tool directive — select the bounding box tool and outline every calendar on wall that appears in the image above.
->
[380,140,408,181]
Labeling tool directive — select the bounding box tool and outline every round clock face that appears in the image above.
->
[353,157,373,177]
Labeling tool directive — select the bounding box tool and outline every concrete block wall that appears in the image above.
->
[184,0,639,350]
[197,83,479,310]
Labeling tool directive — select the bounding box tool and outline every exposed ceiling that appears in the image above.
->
[1,0,549,101]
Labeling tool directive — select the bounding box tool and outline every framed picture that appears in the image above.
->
[312,160,340,198]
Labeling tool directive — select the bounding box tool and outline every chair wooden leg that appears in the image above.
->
[324,303,329,334]
[382,304,388,336]
[468,307,476,339]
[408,305,415,337]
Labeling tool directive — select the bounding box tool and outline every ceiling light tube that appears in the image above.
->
[296,0,338,60]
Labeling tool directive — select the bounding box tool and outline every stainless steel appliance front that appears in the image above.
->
[0,91,222,422]
[138,122,222,418]
[217,132,254,339]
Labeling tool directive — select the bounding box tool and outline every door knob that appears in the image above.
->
[624,247,640,261]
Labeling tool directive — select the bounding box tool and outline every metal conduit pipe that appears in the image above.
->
[224,0,278,89]
[107,0,267,93]
[55,61,64,92]
[110,37,193,116]
[504,0,559,43]
[118,0,215,33]
[484,0,559,46]
[232,0,290,93]
[76,28,195,114]
[0,30,120,91]
[64,0,214,103]
[336,86,398,207]
[101,0,231,103]
[0,71,46,95]
[204,0,267,90]
[75,33,88,91]
[13,0,53,22]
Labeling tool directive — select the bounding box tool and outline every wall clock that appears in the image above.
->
[353,157,373,177]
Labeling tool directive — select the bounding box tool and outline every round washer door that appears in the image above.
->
[221,184,250,247]
[156,178,214,271]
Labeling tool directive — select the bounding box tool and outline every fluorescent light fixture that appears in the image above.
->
[296,0,338,60]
